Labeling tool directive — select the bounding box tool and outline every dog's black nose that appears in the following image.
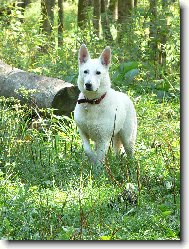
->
[85,82,93,91]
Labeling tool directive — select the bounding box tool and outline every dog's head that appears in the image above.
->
[77,44,111,96]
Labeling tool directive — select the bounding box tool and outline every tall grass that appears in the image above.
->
[0,90,180,240]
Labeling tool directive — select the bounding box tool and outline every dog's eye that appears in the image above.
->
[84,70,89,74]
[96,71,101,75]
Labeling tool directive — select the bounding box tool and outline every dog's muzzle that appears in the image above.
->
[85,82,93,91]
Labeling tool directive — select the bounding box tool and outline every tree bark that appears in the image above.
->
[101,0,113,40]
[118,0,134,24]
[109,0,118,22]
[134,0,137,7]
[58,0,64,46]
[117,0,134,40]
[0,60,80,117]
[93,0,101,37]
[77,0,89,28]
[158,0,167,66]
[149,0,158,64]
[41,0,55,34]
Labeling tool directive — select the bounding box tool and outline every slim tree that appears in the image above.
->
[134,0,138,7]
[158,0,167,66]
[78,0,89,28]
[149,0,158,64]
[109,0,118,22]
[101,0,113,40]
[93,0,101,37]
[41,0,55,34]
[58,0,64,46]
[118,0,134,24]
[117,0,134,40]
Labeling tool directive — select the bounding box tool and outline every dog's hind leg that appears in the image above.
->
[119,128,136,158]
[119,114,137,157]
[112,134,125,155]
[123,140,135,157]
[120,134,136,158]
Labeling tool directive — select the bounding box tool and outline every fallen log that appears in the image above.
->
[0,60,80,116]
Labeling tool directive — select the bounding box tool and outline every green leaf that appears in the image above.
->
[120,61,139,73]
[125,69,139,81]
[162,210,172,216]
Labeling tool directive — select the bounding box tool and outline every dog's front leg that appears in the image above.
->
[95,138,111,166]
[78,128,96,163]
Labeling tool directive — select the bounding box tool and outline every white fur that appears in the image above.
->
[74,44,137,166]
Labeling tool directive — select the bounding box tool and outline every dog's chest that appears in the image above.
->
[75,103,106,124]
[74,103,114,139]
[81,103,90,111]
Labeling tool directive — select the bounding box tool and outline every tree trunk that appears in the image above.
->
[0,60,80,117]
[77,0,89,28]
[118,0,134,23]
[41,0,55,34]
[109,0,118,22]
[134,0,137,7]
[101,0,113,40]
[58,0,64,46]
[149,0,158,64]
[117,0,134,40]
[158,0,167,66]
[93,0,101,37]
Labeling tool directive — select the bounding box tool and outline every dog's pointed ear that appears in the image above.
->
[100,46,111,66]
[79,44,90,64]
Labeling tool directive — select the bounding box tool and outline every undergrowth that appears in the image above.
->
[0,92,180,240]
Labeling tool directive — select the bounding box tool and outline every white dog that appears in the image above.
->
[74,44,137,167]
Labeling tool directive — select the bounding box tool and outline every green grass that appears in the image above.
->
[0,91,180,240]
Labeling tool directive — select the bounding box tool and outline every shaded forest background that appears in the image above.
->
[0,0,180,91]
